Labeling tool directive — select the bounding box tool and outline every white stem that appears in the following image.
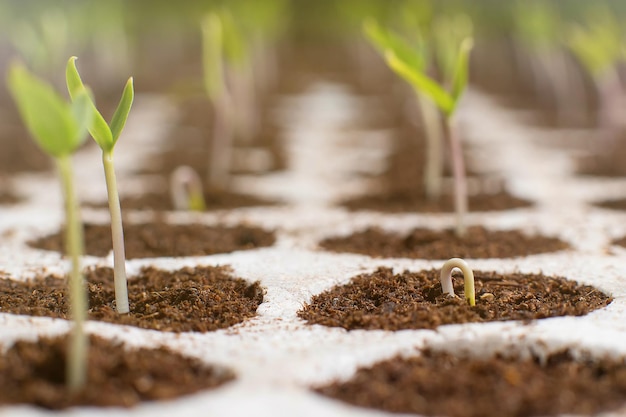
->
[56,155,88,391]
[209,90,234,188]
[170,165,206,211]
[417,93,444,200]
[440,257,476,306]
[445,115,468,238]
[102,151,129,314]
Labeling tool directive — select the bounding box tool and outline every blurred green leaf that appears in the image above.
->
[202,12,224,101]
[451,37,474,102]
[363,19,425,71]
[7,62,90,157]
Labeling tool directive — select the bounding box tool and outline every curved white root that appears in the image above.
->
[440,257,476,306]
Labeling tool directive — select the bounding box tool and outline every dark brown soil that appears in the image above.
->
[320,226,569,260]
[298,267,610,331]
[0,333,234,409]
[0,190,21,205]
[316,349,626,417]
[29,222,276,259]
[342,190,531,213]
[100,187,276,212]
[613,236,626,249]
[594,198,626,211]
[0,265,263,332]
[576,134,626,177]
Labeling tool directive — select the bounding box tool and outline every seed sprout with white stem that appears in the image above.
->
[170,165,207,211]
[66,56,133,315]
[7,62,93,392]
[440,257,475,306]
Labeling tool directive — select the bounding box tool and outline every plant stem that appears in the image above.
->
[440,257,475,306]
[56,155,88,392]
[596,68,622,135]
[209,91,234,188]
[417,93,443,200]
[444,115,468,238]
[102,151,129,314]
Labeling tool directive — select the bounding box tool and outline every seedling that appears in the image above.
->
[7,62,92,391]
[440,257,475,306]
[566,5,625,131]
[363,19,444,201]
[170,165,207,211]
[202,12,234,189]
[66,56,133,315]
[383,21,474,237]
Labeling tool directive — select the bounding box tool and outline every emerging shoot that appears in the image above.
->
[440,257,475,306]
[7,62,92,392]
[66,56,133,315]
[170,165,207,211]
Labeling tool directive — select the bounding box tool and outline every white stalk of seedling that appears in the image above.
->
[363,19,444,201]
[7,62,93,392]
[66,56,134,315]
[378,17,474,238]
[202,12,234,189]
[440,257,476,306]
[170,165,207,211]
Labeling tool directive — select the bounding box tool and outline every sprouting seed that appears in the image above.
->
[440,257,476,306]
[170,165,207,211]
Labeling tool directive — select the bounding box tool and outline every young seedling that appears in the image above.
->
[202,12,234,189]
[66,56,133,315]
[440,257,475,306]
[170,165,207,211]
[363,19,444,201]
[7,62,92,391]
[566,5,625,133]
[384,24,474,238]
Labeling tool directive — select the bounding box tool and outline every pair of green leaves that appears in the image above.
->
[363,19,473,118]
[66,57,134,153]
[7,63,91,157]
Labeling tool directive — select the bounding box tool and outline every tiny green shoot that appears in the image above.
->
[170,165,207,211]
[385,30,474,238]
[66,56,133,315]
[440,257,475,306]
[7,61,92,392]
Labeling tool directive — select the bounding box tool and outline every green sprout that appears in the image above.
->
[363,19,445,201]
[170,165,207,211]
[7,62,92,392]
[66,56,133,315]
[378,18,474,238]
[440,257,475,306]
[202,11,234,189]
[566,5,624,130]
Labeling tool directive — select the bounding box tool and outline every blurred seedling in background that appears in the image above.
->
[170,165,207,211]
[66,56,133,315]
[369,15,474,238]
[566,4,625,134]
[440,257,475,306]
[7,62,92,392]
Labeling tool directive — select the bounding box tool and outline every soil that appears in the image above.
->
[0,190,21,205]
[576,134,626,177]
[316,349,626,417]
[29,222,276,259]
[594,198,626,211]
[298,267,610,331]
[320,226,569,260]
[0,333,234,409]
[87,187,277,212]
[0,265,263,332]
[613,236,626,249]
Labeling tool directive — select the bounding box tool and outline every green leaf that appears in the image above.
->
[70,89,94,145]
[7,62,88,157]
[66,56,114,151]
[201,13,225,101]
[451,37,474,102]
[110,77,134,144]
[363,19,425,71]
[385,50,455,116]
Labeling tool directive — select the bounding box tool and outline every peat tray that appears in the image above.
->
[316,349,626,417]
[0,265,263,332]
[298,267,610,331]
[29,222,275,259]
[320,226,569,259]
[0,334,233,409]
